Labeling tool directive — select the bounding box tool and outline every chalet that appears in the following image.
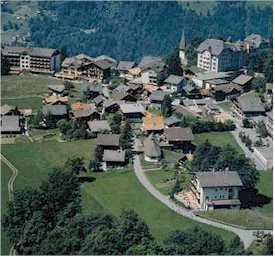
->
[102,149,126,170]
[93,95,106,107]
[42,104,68,122]
[211,83,242,101]
[141,70,158,85]
[96,134,120,150]
[2,46,62,74]
[142,112,164,134]
[120,103,145,122]
[233,92,266,118]
[48,85,66,96]
[165,116,181,127]
[143,136,162,162]
[104,100,121,113]
[87,120,111,134]
[149,91,169,106]
[87,84,103,99]
[0,115,22,134]
[191,171,243,210]
[138,56,165,72]
[43,95,69,105]
[71,107,100,121]
[244,34,269,52]
[112,91,137,102]
[117,61,136,74]
[232,74,253,91]
[164,74,186,93]
[127,83,144,95]
[164,127,194,150]
[94,55,117,69]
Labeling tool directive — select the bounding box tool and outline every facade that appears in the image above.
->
[164,127,194,150]
[120,103,145,122]
[2,46,62,74]
[196,39,245,72]
[191,171,243,210]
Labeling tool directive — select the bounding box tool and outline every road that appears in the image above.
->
[133,155,272,249]
[1,154,18,255]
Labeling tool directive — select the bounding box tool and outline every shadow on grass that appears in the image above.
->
[240,188,272,208]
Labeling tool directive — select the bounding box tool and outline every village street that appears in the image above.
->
[133,154,272,249]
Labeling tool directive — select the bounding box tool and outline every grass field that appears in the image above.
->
[1,161,13,255]
[1,140,96,190]
[199,171,273,229]
[247,240,271,255]
[81,170,235,245]
[1,96,42,111]
[193,131,243,153]
[1,74,62,98]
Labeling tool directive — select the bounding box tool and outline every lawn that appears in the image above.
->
[1,161,13,255]
[193,131,243,153]
[1,96,42,111]
[198,171,273,230]
[247,240,271,255]
[1,139,96,190]
[1,74,62,98]
[81,171,236,245]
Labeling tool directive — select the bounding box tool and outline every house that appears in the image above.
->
[87,84,103,99]
[233,92,266,118]
[42,105,68,122]
[143,136,162,162]
[2,46,62,74]
[56,54,111,82]
[265,110,273,137]
[138,56,165,72]
[232,74,253,91]
[142,112,164,134]
[102,149,126,170]
[149,91,169,106]
[104,100,121,113]
[94,55,117,69]
[43,95,69,105]
[0,115,22,134]
[71,107,100,121]
[96,134,120,150]
[117,61,136,74]
[48,85,66,96]
[127,83,144,96]
[164,74,186,93]
[244,34,269,52]
[120,103,145,122]
[87,120,111,134]
[164,127,194,150]
[93,95,106,107]
[196,39,245,72]
[211,83,242,101]
[165,116,181,127]
[1,105,21,116]
[112,91,137,102]
[141,70,158,85]
[190,170,243,210]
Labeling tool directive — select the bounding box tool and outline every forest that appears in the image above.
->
[24,1,272,60]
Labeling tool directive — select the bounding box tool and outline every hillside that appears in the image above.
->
[1,1,273,61]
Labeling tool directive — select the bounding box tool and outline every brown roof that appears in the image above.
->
[143,112,164,131]
[164,127,193,142]
[87,120,111,133]
[44,95,69,105]
[143,136,161,158]
[96,134,120,146]
[103,149,126,162]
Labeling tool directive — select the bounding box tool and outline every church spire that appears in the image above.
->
[179,30,186,50]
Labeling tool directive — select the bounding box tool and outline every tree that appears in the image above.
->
[165,48,183,76]
[65,156,86,175]
[94,145,104,162]
[89,160,101,172]
[29,109,44,128]
[161,94,172,117]
[256,120,269,138]
[251,77,266,93]
[242,118,253,128]
[170,178,182,199]
[1,55,10,75]
[120,121,133,150]
[110,113,122,134]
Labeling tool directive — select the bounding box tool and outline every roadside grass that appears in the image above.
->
[217,101,233,112]
[193,131,243,153]
[1,96,42,111]
[1,74,62,98]
[1,139,96,190]
[1,161,13,255]
[81,170,236,245]
[247,240,271,255]
[198,171,273,230]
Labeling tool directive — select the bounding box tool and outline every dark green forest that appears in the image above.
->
[25,1,272,60]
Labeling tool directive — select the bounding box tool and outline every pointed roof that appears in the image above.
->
[180,30,186,50]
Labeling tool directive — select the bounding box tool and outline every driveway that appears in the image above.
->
[133,155,272,249]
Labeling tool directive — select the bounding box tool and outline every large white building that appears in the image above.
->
[196,39,245,72]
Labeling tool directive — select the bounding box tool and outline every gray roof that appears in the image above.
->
[150,91,169,102]
[266,110,273,120]
[144,137,161,158]
[88,84,103,93]
[206,79,229,85]
[197,39,241,56]
[165,116,181,126]
[138,56,165,71]
[117,61,135,71]
[236,92,265,113]
[42,105,67,116]
[120,103,145,114]
[48,84,65,93]
[0,115,21,132]
[88,120,111,133]
[3,46,59,57]
[195,71,232,81]
[94,55,117,67]
[164,127,193,141]
[232,74,253,86]
[164,74,184,85]
[103,149,126,162]
[195,171,243,188]
[244,34,263,49]
[96,134,120,146]
[72,108,98,118]
[93,95,106,105]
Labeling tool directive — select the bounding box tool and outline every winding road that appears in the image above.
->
[1,154,18,255]
[133,155,272,249]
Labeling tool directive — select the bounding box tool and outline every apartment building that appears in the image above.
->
[2,46,62,74]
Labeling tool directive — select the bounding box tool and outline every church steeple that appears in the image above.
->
[179,30,186,50]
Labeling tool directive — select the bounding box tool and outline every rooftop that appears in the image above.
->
[0,115,21,132]
[87,120,111,133]
[96,134,120,146]
[103,149,126,162]
[143,112,164,131]
[164,127,194,141]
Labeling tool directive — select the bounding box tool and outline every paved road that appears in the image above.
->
[1,154,18,256]
[133,155,272,249]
